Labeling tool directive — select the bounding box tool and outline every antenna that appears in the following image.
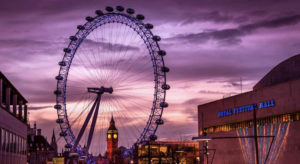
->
[202,112,204,136]
[240,77,243,93]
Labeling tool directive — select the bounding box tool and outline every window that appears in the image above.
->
[21,138,24,154]
[16,135,18,154]
[23,139,27,154]
[10,132,13,153]
[1,129,5,151]
[6,131,9,152]
[205,111,300,134]
[0,128,1,152]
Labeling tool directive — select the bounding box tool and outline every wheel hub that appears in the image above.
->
[87,87,113,94]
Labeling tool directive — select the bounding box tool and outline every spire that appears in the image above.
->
[108,115,117,131]
[51,129,56,142]
[50,129,58,154]
[33,121,37,135]
[110,115,115,124]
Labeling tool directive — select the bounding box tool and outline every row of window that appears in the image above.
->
[0,128,26,155]
[204,111,300,134]
[138,144,199,157]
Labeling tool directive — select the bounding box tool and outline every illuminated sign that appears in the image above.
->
[218,99,275,117]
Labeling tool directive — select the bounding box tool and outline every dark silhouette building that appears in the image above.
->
[107,116,118,163]
[27,122,58,164]
[0,72,28,164]
[50,129,58,157]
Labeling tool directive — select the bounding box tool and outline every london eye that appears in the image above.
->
[54,6,170,156]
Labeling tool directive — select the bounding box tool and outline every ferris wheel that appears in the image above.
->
[54,6,170,155]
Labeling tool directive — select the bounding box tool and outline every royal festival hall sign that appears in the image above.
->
[218,99,275,117]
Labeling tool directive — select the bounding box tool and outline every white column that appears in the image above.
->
[5,87,10,111]
[18,101,23,119]
[13,94,17,116]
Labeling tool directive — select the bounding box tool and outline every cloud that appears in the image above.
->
[0,39,50,48]
[0,39,63,67]
[181,11,249,25]
[241,14,300,30]
[28,105,53,110]
[170,15,300,46]
[167,58,265,81]
[82,39,140,52]
[198,90,226,95]
[248,10,268,17]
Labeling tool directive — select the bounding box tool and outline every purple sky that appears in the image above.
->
[0,0,300,154]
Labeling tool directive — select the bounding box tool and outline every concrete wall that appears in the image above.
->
[0,106,27,138]
[276,121,300,164]
[202,121,300,164]
[0,106,27,164]
[204,131,244,164]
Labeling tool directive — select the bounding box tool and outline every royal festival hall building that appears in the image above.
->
[197,54,300,164]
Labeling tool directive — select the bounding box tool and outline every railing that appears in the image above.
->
[0,72,28,123]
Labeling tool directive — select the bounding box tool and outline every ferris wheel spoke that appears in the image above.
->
[74,60,100,86]
[68,94,90,118]
[113,60,153,85]
[113,43,143,79]
[73,49,100,86]
[67,71,97,86]
[69,97,94,127]
[93,27,109,85]
[117,71,153,86]
[108,28,140,81]
[114,22,130,63]
[111,96,150,122]
[108,98,140,142]
[80,49,102,83]
[112,97,147,134]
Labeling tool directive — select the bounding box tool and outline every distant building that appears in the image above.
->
[197,54,300,164]
[0,72,28,164]
[50,129,58,157]
[27,122,58,164]
[137,141,200,164]
[106,116,118,163]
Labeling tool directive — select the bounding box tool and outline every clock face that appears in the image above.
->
[113,134,118,139]
[108,134,111,139]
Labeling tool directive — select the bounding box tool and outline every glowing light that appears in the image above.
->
[237,122,290,164]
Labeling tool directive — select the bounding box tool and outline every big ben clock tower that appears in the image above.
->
[107,116,118,161]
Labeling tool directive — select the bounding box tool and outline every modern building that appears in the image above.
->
[0,72,28,164]
[197,54,300,164]
[27,122,58,164]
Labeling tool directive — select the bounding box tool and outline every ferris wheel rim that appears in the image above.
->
[54,7,169,152]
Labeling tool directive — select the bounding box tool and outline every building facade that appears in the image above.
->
[0,72,28,164]
[198,54,300,164]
